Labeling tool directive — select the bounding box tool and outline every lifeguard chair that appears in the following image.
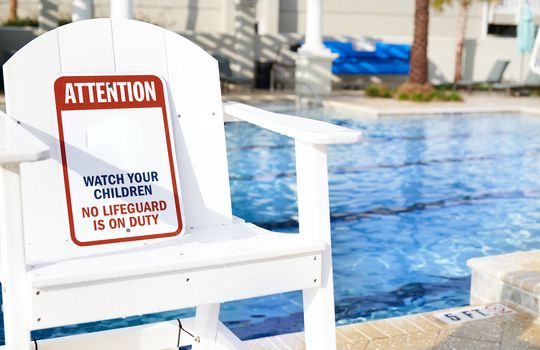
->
[0,19,361,349]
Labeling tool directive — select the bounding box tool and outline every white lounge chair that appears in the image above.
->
[0,19,361,350]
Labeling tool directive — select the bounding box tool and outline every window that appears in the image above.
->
[487,24,517,37]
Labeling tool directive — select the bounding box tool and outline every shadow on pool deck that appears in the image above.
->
[246,302,540,349]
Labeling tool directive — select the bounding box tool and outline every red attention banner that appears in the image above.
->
[55,75,166,110]
[55,75,183,246]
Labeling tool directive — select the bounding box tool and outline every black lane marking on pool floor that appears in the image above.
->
[229,149,540,181]
[335,276,471,318]
[252,189,540,230]
[227,143,293,152]
[365,129,513,143]
[226,128,521,152]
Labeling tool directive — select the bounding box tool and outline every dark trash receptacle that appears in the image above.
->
[255,61,274,90]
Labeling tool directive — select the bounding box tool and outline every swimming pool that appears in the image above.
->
[8,107,540,343]
[221,106,540,339]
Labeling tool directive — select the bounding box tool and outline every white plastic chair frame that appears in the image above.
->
[0,19,361,350]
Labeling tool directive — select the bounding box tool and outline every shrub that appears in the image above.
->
[411,92,430,102]
[395,82,434,96]
[430,90,444,101]
[365,84,393,98]
[398,93,409,101]
[2,17,71,27]
[394,82,462,102]
[3,17,38,27]
[477,83,492,91]
[435,83,454,91]
[446,91,463,101]
[382,90,392,98]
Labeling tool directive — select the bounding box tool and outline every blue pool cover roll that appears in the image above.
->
[323,41,411,75]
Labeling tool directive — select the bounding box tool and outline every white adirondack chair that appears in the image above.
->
[0,19,361,350]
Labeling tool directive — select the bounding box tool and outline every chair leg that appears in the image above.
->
[303,265,337,350]
[294,142,337,350]
[193,303,221,350]
[2,283,32,350]
[1,164,32,350]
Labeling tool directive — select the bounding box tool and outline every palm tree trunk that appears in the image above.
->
[454,1,469,82]
[409,0,430,84]
[8,0,18,21]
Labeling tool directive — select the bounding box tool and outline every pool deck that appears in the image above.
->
[223,90,540,117]
[246,302,540,350]
[1,90,539,116]
[326,90,540,117]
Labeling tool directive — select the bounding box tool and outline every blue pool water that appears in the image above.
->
[222,107,540,338]
[5,107,540,343]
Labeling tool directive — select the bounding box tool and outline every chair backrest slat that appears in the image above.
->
[112,20,169,77]
[486,60,509,83]
[3,19,232,262]
[59,20,116,73]
[165,31,233,229]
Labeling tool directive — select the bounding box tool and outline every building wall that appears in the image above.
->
[0,0,487,37]
[0,0,42,21]
[279,0,486,39]
[0,0,228,32]
[0,0,537,83]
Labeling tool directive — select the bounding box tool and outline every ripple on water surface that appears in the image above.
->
[223,111,540,338]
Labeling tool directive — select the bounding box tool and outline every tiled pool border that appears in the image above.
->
[246,302,540,350]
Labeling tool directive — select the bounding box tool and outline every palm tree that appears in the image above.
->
[409,0,430,84]
[452,0,471,82]
[432,0,472,82]
[434,1,499,82]
[8,0,18,22]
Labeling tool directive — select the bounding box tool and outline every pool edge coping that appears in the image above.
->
[324,100,540,118]
[245,301,540,350]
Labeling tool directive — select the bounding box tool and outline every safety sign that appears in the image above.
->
[54,75,183,246]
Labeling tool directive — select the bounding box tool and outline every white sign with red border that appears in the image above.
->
[54,75,183,246]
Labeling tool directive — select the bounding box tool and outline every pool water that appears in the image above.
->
[7,107,540,343]
[222,107,540,339]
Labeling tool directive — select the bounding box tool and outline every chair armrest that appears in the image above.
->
[0,112,50,164]
[223,102,362,145]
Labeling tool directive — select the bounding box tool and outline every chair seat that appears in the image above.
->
[28,222,324,289]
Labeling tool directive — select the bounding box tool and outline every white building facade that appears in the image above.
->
[1,0,539,84]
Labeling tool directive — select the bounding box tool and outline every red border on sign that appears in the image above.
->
[54,75,183,246]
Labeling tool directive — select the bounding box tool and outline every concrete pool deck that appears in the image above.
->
[1,90,539,116]
[325,92,540,117]
[223,90,540,117]
[246,302,540,349]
